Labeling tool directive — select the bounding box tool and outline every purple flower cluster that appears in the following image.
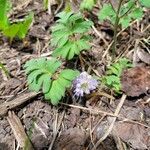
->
[73,72,98,97]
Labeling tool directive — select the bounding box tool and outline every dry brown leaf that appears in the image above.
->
[121,67,150,97]
[53,128,87,150]
[113,122,150,149]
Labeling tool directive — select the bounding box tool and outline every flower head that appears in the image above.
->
[73,72,98,97]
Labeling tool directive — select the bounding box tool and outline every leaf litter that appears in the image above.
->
[0,0,150,150]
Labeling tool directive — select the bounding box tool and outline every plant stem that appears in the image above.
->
[0,61,10,78]
[112,0,124,59]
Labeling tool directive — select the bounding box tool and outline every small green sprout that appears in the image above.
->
[0,0,33,41]
[102,58,132,93]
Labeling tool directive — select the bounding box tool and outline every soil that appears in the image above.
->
[0,0,150,150]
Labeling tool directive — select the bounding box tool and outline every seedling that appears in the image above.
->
[51,11,93,60]
[24,58,79,105]
[0,61,9,77]
[102,58,132,93]
[0,0,33,42]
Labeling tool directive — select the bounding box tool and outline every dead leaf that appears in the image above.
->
[53,128,87,150]
[113,122,150,149]
[121,67,150,97]
[136,47,150,64]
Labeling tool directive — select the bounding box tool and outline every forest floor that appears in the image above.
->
[0,0,150,150]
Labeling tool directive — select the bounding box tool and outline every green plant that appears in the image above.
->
[0,0,33,41]
[51,11,93,60]
[99,1,144,28]
[80,0,97,11]
[24,58,79,105]
[102,58,132,93]
[0,61,9,77]
[98,0,147,57]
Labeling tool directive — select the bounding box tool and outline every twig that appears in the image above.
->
[48,110,65,150]
[112,0,124,58]
[92,25,108,45]
[0,92,38,117]
[7,111,34,149]
[60,101,149,128]
[91,94,127,150]
[102,20,137,59]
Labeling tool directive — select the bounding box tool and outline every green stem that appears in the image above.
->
[112,0,124,59]
[0,61,10,78]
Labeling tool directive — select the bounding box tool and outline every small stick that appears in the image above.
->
[48,110,65,150]
[7,111,34,149]
[0,92,38,117]
[91,94,127,150]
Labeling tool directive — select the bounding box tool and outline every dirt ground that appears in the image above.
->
[0,0,150,150]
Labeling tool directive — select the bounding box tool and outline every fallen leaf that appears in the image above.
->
[121,67,150,96]
[53,128,87,150]
[113,122,150,149]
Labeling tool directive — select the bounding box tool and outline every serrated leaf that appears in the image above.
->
[44,80,62,105]
[52,41,72,59]
[38,74,51,93]
[120,16,131,28]
[57,11,73,24]
[77,38,90,50]
[27,69,44,84]
[139,0,150,8]
[51,11,92,60]
[69,13,82,22]
[80,0,96,11]
[129,8,143,20]
[98,4,116,22]
[73,20,93,33]
[60,69,79,80]
[57,77,72,88]
[29,79,41,92]
[46,59,61,74]
[25,58,61,94]
[103,58,132,93]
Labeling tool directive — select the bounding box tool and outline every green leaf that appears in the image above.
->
[46,58,61,74]
[98,4,116,22]
[38,74,51,93]
[57,77,71,88]
[60,69,79,80]
[51,11,92,60]
[2,12,33,40]
[24,58,61,93]
[17,12,34,39]
[80,0,96,11]
[120,16,131,28]
[25,57,79,105]
[102,58,132,93]
[139,0,150,8]
[44,80,65,105]
[0,0,10,30]
[129,7,143,20]
[3,23,20,40]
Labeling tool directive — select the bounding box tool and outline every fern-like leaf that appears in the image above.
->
[102,58,132,93]
[51,11,93,60]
